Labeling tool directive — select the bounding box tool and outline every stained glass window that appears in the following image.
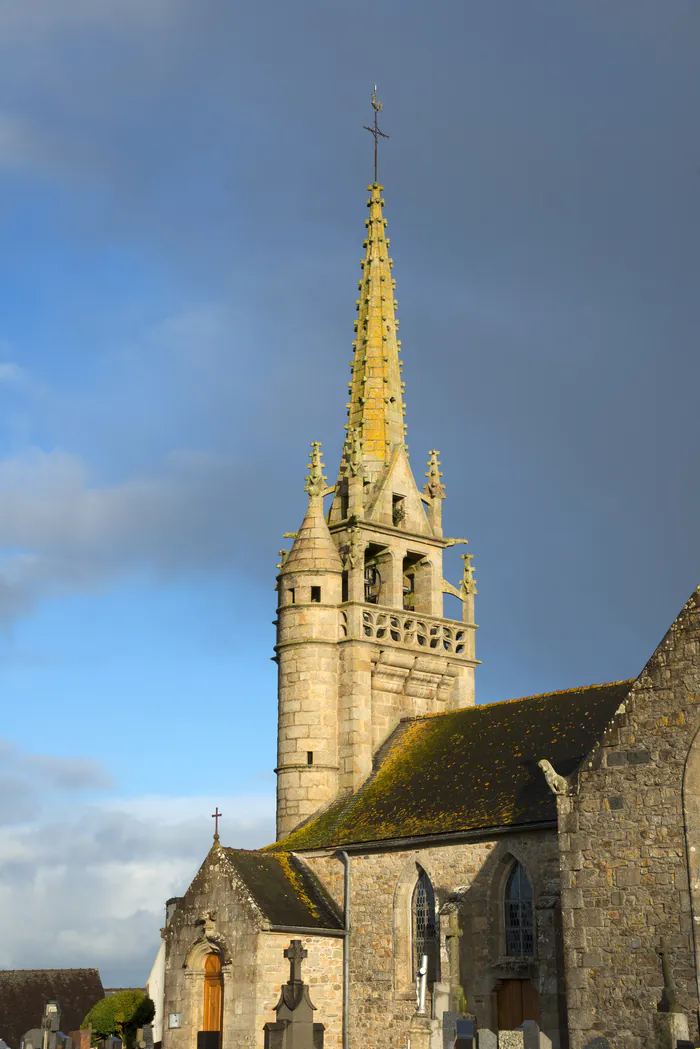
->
[504,861,534,956]
[412,867,438,981]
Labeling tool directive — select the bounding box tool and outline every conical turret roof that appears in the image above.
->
[281,498,343,574]
[282,442,343,574]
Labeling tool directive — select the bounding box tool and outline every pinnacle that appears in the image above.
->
[424,450,446,500]
[304,441,327,499]
[282,442,342,574]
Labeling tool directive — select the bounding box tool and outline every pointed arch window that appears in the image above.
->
[412,866,438,982]
[504,861,534,956]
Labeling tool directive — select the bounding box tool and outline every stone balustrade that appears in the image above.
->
[339,602,472,659]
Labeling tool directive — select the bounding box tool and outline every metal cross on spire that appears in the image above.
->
[211,806,222,841]
[363,85,390,182]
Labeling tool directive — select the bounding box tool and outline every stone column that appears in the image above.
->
[376,550,403,608]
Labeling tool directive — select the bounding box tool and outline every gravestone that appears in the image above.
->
[442,1012,468,1049]
[519,1021,551,1049]
[453,1018,475,1048]
[498,1031,524,1049]
[477,1029,497,1049]
[263,940,324,1049]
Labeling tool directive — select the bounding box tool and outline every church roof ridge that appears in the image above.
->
[401,679,636,723]
[0,967,101,974]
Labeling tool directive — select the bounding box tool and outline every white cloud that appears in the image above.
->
[0,446,249,623]
[0,737,275,985]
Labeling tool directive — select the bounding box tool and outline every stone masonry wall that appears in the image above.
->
[304,829,564,1049]
[558,587,700,1049]
[163,847,260,1049]
[257,932,343,1049]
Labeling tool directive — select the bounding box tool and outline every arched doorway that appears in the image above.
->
[201,953,223,1049]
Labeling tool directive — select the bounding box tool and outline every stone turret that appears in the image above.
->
[275,443,343,840]
[274,181,478,839]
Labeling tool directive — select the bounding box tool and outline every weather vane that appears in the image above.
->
[363,85,390,183]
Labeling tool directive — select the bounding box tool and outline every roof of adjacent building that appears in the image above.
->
[0,969,104,1049]
[273,681,633,851]
[224,849,344,932]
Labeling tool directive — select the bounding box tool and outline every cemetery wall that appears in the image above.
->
[305,829,564,1049]
[557,586,700,1049]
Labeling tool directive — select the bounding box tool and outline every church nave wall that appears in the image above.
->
[302,830,564,1049]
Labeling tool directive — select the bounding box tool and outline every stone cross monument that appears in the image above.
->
[263,940,324,1049]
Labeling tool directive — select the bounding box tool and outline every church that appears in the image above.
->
[158,167,700,1049]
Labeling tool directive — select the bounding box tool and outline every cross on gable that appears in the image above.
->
[211,806,222,840]
[284,939,308,983]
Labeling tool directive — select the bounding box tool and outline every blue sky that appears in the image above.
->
[0,0,699,987]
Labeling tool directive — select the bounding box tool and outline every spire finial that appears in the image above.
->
[363,85,389,183]
[304,441,327,498]
[424,450,446,500]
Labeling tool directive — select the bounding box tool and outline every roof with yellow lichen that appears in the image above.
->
[272,681,634,851]
[224,848,343,931]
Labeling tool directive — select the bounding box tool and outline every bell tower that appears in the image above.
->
[274,114,478,840]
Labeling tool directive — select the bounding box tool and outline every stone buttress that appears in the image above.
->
[275,182,478,839]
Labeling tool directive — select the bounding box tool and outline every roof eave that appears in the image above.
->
[287,817,558,857]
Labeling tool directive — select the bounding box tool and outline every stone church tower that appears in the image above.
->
[275,182,479,839]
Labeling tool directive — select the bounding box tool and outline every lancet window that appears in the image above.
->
[412,866,438,982]
[504,861,534,956]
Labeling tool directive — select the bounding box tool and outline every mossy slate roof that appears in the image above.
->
[0,969,104,1049]
[225,849,343,931]
[274,681,633,851]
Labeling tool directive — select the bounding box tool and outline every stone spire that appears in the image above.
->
[342,182,405,484]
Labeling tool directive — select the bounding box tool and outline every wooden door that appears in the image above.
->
[203,954,224,1037]
[497,979,539,1029]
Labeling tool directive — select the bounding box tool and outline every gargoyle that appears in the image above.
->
[537,759,569,796]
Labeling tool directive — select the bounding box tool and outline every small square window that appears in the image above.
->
[310,586,321,603]
[392,494,406,527]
